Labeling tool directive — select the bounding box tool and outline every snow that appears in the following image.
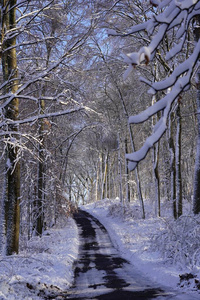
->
[125,122,166,164]
[123,64,134,81]
[195,1,200,9]
[82,199,200,299]
[0,216,79,299]
[1,198,200,299]
[157,0,170,10]
[165,35,186,60]
[175,0,198,9]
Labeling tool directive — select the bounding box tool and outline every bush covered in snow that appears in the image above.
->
[151,215,200,270]
[0,217,79,300]
[98,199,200,273]
[107,200,143,220]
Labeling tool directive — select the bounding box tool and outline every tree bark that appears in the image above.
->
[36,99,45,236]
[125,137,130,202]
[169,112,177,219]
[95,158,100,201]
[176,104,182,217]
[128,126,145,218]
[1,0,21,255]
[117,134,123,203]
[101,151,109,200]
[153,142,161,217]
[193,16,200,214]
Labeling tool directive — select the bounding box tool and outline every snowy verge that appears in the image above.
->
[82,199,200,297]
[0,217,79,300]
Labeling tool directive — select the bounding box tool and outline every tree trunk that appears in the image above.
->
[176,104,182,217]
[117,134,123,203]
[95,158,100,201]
[153,142,161,217]
[128,126,145,218]
[101,151,109,200]
[36,99,45,236]
[125,137,131,202]
[169,112,177,219]
[193,16,200,214]
[151,65,161,217]
[1,0,21,255]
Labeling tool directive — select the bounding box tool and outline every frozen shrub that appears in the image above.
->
[107,201,142,220]
[151,215,200,269]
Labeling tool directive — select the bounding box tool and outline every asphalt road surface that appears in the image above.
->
[64,210,197,300]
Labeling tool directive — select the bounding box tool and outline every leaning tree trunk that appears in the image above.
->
[1,0,21,255]
[193,16,200,214]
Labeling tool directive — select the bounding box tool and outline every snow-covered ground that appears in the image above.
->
[0,216,79,300]
[82,199,200,298]
[1,198,200,299]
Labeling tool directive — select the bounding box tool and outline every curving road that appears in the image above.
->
[65,210,196,300]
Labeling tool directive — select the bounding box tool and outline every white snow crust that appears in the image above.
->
[83,199,200,299]
[0,217,79,300]
[1,199,200,299]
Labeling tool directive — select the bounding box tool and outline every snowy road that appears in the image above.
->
[65,210,192,300]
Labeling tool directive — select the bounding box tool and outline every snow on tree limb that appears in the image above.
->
[121,0,200,171]
[6,107,84,126]
[175,0,198,10]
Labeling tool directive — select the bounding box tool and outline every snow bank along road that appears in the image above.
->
[64,210,193,300]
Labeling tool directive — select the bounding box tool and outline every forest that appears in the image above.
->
[0,0,200,261]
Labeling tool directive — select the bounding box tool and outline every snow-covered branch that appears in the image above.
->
[122,0,200,170]
[5,107,84,126]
